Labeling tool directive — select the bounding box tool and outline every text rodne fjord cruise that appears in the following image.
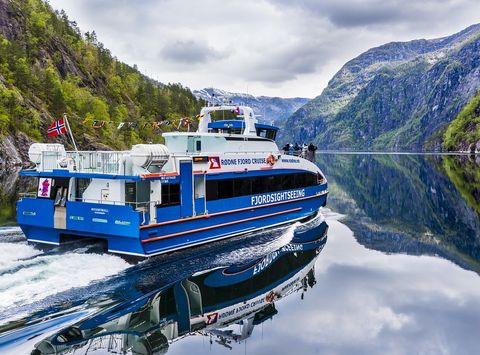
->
[16,105,328,256]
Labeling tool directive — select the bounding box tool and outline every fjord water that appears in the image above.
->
[1,154,480,354]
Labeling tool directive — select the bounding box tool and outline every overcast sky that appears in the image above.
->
[48,0,480,98]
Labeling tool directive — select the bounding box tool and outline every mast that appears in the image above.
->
[63,113,78,151]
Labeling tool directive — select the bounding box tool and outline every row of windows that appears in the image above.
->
[206,172,322,201]
[151,172,323,207]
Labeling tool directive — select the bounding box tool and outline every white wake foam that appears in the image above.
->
[0,227,25,244]
[0,227,22,235]
[0,243,42,269]
[0,245,129,314]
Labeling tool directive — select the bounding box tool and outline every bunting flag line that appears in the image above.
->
[75,116,198,132]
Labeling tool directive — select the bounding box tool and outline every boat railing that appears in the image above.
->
[66,151,129,175]
[19,192,38,198]
[36,150,129,175]
[169,150,282,157]
[72,198,157,210]
[18,193,156,209]
[39,151,65,171]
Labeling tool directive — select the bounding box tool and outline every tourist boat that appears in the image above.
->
[16,105,328,257]
[29,222,327,354]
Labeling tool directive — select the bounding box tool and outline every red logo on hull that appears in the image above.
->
[206,312,218,325]
[209,156,221,169]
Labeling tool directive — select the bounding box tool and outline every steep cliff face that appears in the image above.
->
[284,25,480,150]
[0,0,201,170]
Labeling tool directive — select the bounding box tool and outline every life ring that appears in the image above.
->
[57,157,75,169]
[266,154,277,166]
[93,120,106,129]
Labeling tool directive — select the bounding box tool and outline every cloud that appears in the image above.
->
[48,0,480,97]
[271,0,480,30]
[159,40,226,66]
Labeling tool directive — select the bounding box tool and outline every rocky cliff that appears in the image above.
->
[284,24,480,151]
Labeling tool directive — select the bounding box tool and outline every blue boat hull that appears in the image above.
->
[17,185,327,257]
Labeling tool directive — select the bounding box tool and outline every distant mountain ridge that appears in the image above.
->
[193,88,310,125]
[284,24,480,150]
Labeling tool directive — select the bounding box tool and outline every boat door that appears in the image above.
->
[194,173,206,215]
[53,178,70,229]
[179,160,194,218]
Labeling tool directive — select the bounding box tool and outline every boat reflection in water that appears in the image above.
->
[32,221,327,354]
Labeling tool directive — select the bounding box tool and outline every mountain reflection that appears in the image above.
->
[317,154,480,272]
[31,222,328,354]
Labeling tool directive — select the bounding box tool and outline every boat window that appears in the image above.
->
[267,130,277,140]
[125,182,136,205]
[75,178,91,200]
[159,287,177,318]
[136,181,150,205]
[265,175,277,192]
[295,173,306,188]
[251,176,268,195]
[217,179,234,199]
[206,172,321,201]
[160,184,180,206]
[256,128,277,140]
[280,174,295,190]
[234,179,251,197]
[196,251,316,308]
[206,180,219,200]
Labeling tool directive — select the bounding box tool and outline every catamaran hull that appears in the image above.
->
[17,189,327,257]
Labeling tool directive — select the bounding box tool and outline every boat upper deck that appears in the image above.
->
[20,105,319,180]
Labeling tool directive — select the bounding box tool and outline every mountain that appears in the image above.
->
[0,0,201,170]
[193,87,310,125]
[283,24,480,151]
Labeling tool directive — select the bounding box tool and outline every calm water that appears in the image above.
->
[1,154,480,354]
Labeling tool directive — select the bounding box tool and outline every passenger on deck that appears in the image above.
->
[293,143,301,156]
[301,143,308,158]
[288,144,295,155]
[307,143,317,162]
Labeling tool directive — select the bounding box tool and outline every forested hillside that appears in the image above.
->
[0,0,201,167]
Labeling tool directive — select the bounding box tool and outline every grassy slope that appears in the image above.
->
[443,91,480,151]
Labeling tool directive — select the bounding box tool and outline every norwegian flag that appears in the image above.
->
[47,119,66,137]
